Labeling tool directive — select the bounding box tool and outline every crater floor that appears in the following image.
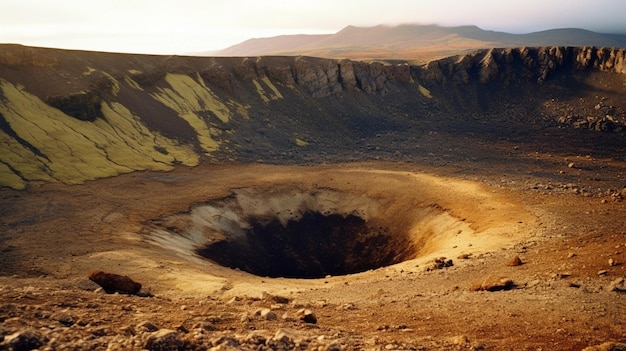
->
[1,135,626,350]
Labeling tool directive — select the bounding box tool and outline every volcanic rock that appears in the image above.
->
[88,270,142,295]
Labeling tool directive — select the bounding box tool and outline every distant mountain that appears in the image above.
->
[211,24,626,61]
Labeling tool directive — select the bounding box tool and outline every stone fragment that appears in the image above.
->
[258,308,277,321]
[265,294,290,304]
[88,271,142,295]
[506,256,523,266]
[209,336,240,351]
[470,277,515,292]
[137,321,160,332]
[268,329,296,350]
[608,278,626,293]
[426,257,454,271]
[582,341,626,351]
[296,309,317,324]
[145,329,183,351]
[4,330,44,351]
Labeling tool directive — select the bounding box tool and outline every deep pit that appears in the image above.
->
[147,176,530,280]
[198,211,411,278]
[148,186,421,279]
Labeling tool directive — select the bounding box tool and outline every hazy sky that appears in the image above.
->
[2,0,626,55]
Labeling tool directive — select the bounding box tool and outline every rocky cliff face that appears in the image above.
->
[0,45,624,189]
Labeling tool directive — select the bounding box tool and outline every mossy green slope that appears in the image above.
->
[0,78,199,188]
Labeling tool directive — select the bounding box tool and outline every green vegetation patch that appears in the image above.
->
[124,76,143,91]
[0,79,199,188]
[253,77,284,103]
[418,84,432,99]
[83,66,97,76]
[252,79,270,103]
[261,77,283,100]
[0,161,26,190]
[149,73,252,154]
[295,138,309,147]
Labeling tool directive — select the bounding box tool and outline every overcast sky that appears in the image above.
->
[2,0,626,55]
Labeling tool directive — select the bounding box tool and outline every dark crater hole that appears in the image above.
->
[197,211,412,279]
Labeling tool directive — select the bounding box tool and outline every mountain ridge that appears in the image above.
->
[213,24,626,61]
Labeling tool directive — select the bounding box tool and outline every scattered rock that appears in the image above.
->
[339,303,356,310]
[256,308,277,321]
[609,258,616,267]
[268,329,296,350]
[3,330,44,351]
[266,294,290,304]
[552,272,571,279]
[145,329,183,351]
[582,341,626,351]
[598,270,608,276]
[137,321,160,332]
[506,256,523,266]
[88,271,142,295]
[296,309,317,324]
[470,277,516,292]
[426,257,454,271]
[281,312,296,322]
[451,335,470,345]
[608,278,626,293]
[209,336,240,351]
[53,312,76,327]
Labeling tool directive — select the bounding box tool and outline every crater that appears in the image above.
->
[198,210,410,279]
[146,173,531,280]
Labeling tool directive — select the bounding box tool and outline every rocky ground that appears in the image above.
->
[1,125,626,351]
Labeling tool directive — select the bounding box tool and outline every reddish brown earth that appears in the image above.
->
[1,128,626,350]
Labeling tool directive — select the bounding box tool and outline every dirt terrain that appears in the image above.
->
[2,129,626,350]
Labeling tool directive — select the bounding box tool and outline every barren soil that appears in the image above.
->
[1,129,626,350]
